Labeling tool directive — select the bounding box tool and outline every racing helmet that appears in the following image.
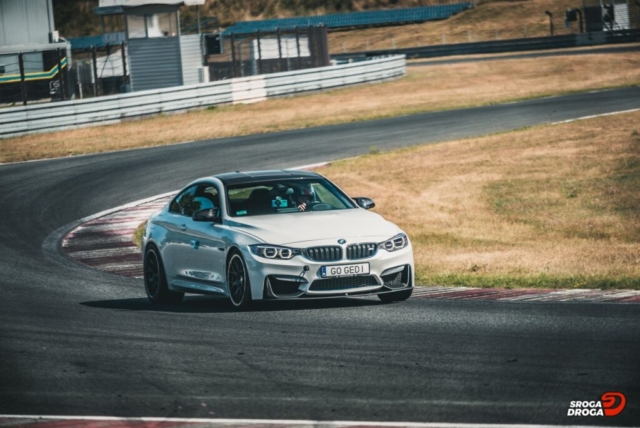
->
[295,183,316,201]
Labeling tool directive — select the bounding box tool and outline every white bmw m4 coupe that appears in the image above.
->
[143,170,414,309]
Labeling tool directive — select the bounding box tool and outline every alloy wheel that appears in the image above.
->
[228,254,246,306]
[144,250,161,298]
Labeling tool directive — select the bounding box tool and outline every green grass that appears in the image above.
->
[320,111,640,290]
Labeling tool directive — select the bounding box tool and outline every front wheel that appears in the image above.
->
[378,288,412,303]
[227,251,253,310]
[144,245,184,305]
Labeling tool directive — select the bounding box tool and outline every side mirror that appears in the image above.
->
[353,197,375,210]
[193,208,221,223]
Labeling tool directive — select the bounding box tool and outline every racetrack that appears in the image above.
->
[1,87,639,424]
[408,44,640,67]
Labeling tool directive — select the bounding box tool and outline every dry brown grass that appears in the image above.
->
[329,0,581,52]
[132,221,146,250]
[60,0,586,38]
[2,50,639,163]
[321,112,640,288]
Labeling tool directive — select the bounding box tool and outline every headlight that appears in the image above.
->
[378,233,409,252]
[249,244,301,260]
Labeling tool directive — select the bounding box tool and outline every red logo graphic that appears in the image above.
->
[601,392,626,417]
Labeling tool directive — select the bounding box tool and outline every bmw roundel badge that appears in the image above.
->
[338,239,346,244]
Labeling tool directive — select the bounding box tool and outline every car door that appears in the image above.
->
[171,183,226,291]
[161,185,198,281]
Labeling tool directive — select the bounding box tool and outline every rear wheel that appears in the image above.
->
[144,245,184,305]
[378,288,412,303]
[227,251,252,310]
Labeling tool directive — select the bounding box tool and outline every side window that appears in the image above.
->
[194,183,220,212]
[169,183,221,217]
[169,185,197,216]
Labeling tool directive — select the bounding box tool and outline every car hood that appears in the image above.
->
[226,209,400,246]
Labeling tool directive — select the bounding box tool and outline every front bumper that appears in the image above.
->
[241,244,414,300]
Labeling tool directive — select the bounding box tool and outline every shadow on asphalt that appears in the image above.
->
[81,295,384,313]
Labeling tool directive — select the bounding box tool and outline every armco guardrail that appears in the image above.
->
[332,30,640,61]
[0,55,405,138]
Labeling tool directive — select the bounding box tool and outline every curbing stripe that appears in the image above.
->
[0,415,627,428]
[62,194,174,278]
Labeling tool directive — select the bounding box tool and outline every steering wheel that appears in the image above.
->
[310,203,333,211]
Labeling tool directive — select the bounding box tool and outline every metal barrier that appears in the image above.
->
[332,30,640,60]
[223,3,472,35]
[0,55,405,138]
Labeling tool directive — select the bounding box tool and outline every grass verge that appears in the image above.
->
[329,0,581,52]
[127,114,639,289]
[132,221,146,250]
[2,51,639,163]
[320,112,640,289]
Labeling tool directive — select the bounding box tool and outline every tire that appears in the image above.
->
[144,245,184,305]
[378,287,413,303]
[227,250,253,310]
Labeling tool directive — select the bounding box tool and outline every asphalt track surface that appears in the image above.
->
[408,44,640,66]
[1,87,640,425]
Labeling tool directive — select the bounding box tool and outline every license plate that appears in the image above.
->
[321,263,370,278]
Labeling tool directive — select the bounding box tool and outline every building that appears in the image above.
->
[0,0,71,103]
[581,0,640,31]
[94,0,207,91]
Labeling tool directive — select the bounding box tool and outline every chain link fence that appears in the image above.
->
[70,43,129,99]
[0,49,71,107]
[208,26,330,81]
[0,44,131,107]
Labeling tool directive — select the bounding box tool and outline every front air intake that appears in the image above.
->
[305,246,342,262]
[266,276,306,298]
[381,265,410,289]
[346,243,377,260]
[309,275,379,291]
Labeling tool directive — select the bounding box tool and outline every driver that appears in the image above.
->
[295,183,316,211]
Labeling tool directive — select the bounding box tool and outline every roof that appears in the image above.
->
[95,0,204,15]
[122,0,205,7]
[215,170,321,185]
[68,32,125,49]
[0,41,71,55]
[222,2,472,36]
[99,0,203,6]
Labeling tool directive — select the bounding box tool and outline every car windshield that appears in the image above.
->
[226,178,356,217]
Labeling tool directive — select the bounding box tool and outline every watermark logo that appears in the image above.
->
[567,392,626,417]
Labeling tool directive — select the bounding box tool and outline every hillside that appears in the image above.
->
[54,0,590,53]
[328,0,579,52]
[53,0,460,37]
